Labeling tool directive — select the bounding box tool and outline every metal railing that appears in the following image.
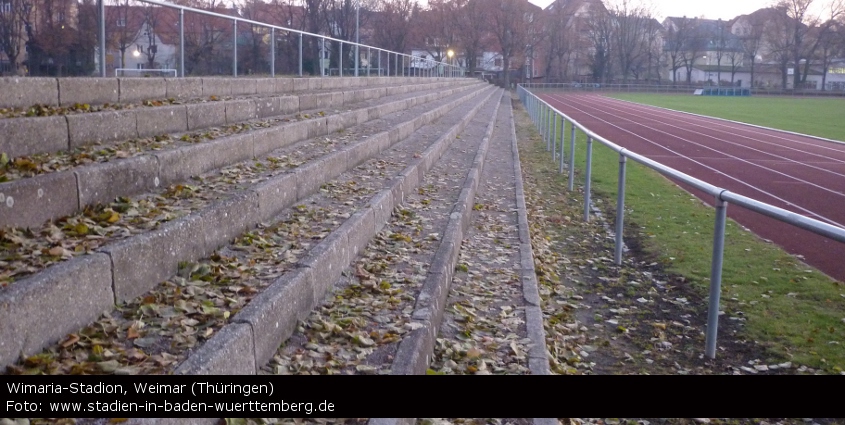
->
[95,0,465,78]
[517,84,845,360]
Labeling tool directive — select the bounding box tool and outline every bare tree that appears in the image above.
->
[586,6,613,83]
[764,4,797,88]
[770,0,843,88]
[140,4,168,69]
[817,17,843,89]
[664,16,696,84]
[0,0,33,75]
[173,0,233,75]
[714,19,727,85]
[726,49,743,84]
[372,0,417,54]
[607,0,653,83]
[488,0,535,87]
[416,0,457,63]
[680,19,704,84]
[453,0,488,75]
[740,11,766,87]
[105,0,143,69]
[542,0,575,81]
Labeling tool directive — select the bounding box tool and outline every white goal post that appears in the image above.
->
[115,68,178,78]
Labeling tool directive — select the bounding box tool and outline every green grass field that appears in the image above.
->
[535,98,845,373]
[606,94,845,142]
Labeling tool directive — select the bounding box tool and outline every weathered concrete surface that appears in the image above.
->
[136,105,188,137]
[0,77,58,108]
[165,78,203,100]
[232,268,315,367]
[101,214,207,302]
[59,78,119,106]
[75,154,160,207]
[118,78,167,103]
[0,170,79,230]
[175,323,256,375]
[67,110,137,148]
[0,115,68,158]
[0,254,113,369]
[186,102,226,130]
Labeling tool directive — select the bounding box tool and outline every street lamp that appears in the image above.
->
[447,50,454,77]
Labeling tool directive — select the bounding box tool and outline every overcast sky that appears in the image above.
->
[527,0,774,21]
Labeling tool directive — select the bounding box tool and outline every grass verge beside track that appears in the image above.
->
[606,93,845,142]
[525,101,845,373]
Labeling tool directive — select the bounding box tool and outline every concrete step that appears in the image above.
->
[258,89,506,377]
[0,82,497,372]
[0,80,484,229]
[0,78,475,159]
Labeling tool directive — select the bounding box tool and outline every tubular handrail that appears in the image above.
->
[96,0,465,78]
[517,83,845,361]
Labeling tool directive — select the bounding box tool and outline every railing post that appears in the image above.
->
[233,20,238,77]
[98,0,106,77]
[339,42,343,77]
[615,153,627,265]
[706,196,728,359]
[568,123,576,191]
[179,8,185,77]
[584,136,593,222]
[552,113,557,162]
[367,47,371,76]
[270,28,275,77]
[298,33,303,77]
[559,118,566,174]
[320,38,325,77]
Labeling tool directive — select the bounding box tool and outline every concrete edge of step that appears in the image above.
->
[508,93,553,377]
[387,88,505,378]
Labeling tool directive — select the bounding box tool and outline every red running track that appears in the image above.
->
[541,92,845,282]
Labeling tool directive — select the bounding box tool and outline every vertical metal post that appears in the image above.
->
[339,42,343,77]
[584,136,593,222]
[551,113,557,162]
[379,50,382,76]
[546,107,552,151]
[233,21,238,77]
[539,103,544,134]
[320,37,325,77]
[559,119,566,174]
[355,3,360,77]
[98,0,105,77]
[270,28,275,77]
[179,8,185,77]
[298,33,303,77]
[614,154,627,265]
[568,123,576,191]
[706,197,728,359]
[367,47,371,76]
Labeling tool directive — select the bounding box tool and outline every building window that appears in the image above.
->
[494,58,502,68]
[1,3,11,14]
[117,18,126,27]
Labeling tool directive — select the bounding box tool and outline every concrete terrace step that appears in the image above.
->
[0,81,496,371]
[0,76,460,110]
[0,78,475,159]
[177,87,504,376]
[0,80,484,230]
[256,89,506,377]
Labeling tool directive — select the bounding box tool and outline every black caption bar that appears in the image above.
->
[0,375,839,418]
